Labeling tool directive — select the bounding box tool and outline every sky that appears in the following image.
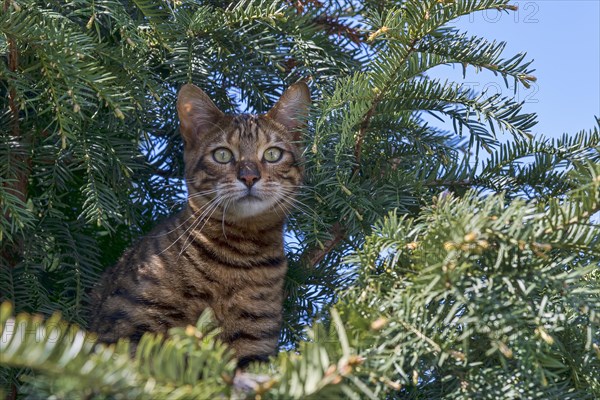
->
[427,0,600,140]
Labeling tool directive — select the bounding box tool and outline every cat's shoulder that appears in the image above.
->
[101,209,187,274]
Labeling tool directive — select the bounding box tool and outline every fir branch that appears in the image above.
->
[307,222,346,267]
[3,0,18,139]
[416,31,536,86]
[354,39,417,173]
[313,14,365,45]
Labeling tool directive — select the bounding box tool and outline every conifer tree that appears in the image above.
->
[1,0,598,398]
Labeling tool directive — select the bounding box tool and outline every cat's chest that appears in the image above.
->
[205,260,287,291]
[211,266,286,319]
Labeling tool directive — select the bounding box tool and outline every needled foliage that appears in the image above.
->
[1,0,599,398]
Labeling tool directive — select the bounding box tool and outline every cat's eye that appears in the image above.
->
[213,148,233,164]
[263,147,283,163]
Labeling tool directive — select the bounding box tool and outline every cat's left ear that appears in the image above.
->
[177,84,224,147]
[266,82,311,140]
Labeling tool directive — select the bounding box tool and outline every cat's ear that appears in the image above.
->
[177,84,224,145]
[266,82,311,139]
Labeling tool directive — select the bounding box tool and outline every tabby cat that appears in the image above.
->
[89,82,310,368]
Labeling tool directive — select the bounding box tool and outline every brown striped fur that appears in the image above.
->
[89,83,310,367]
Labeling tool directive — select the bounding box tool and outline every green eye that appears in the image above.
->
[263,147,283,162]
[213,148,233,163]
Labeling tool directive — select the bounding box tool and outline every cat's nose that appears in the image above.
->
[238,161,260,187]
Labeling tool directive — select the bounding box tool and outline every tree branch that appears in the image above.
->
[306,222,346,267]
[286,0,366,44]
[353,39,418,175]
[2,0,29,287]
[423,179,473,187]
[3,14,22,400]
[3,0,24,187]
[313,15,365,45]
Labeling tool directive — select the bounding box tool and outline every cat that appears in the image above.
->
[89,82,310,369]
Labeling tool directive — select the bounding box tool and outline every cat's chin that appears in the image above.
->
[227,196,276,220]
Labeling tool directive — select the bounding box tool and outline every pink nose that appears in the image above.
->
[238,161,260,188]
[240,172,259,187]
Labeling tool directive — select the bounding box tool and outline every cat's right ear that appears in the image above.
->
[177,84,224,146]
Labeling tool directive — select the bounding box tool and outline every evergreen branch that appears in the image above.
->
[313,14,366,45]
[307,222,346,267]
[382,78,537,148]
[477,127,600,197]
[416,31,536,86]
[354,40,418,172]
[0,183,34,244]
[0,303,237,398]
[423,179,473,188]
[355,1,530,168]
[3,0,19,139]
[343,186,600,397]
[0,302,372,399]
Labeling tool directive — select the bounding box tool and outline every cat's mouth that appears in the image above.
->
[225,189,277,219]
[239,193,261,201]
[235,184,265,201]
[222,184,278,218]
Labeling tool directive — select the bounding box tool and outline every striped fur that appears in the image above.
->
[90,83,310,367]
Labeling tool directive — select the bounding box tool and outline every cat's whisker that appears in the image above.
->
[187,187,220,194]
[175,216,205,259]
[161,207,216,255]
[221,198,233,240]
[260,186,317,214]
[187,189,220,200]
[277,192,315,216]
[184,176,205,184]
[168,199,188,212]
[272,199,288,219]
[191,195,223,229]
[271,183,316,200]
[149,204,205,239]
[159,196,222,254]
[166,189,220,212]
[179,195,225,257]
[283,184,318,194]
[279,198,322,224]
[176,197,222,258]
[274,200,293,216]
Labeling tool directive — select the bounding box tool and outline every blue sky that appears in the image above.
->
[428,1,600,140]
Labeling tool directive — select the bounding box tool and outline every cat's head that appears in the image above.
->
[176,83,310,222]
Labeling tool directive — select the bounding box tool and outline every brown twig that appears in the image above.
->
[2,0,28,274]
[3,7,26,199]
[2,0,25,205]
[285,0,365,44]
[353,39,418,176]
[307,222,346,267]
[423,179,473,187]
[313,15,365,45]
[4,0,20,379]
[288,0,324,14]
[5,0,19,139]
[5,42,31,203]
[8,383,17,400]
[353,104,377,169]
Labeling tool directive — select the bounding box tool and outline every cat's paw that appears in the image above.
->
[232,370,274,396]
